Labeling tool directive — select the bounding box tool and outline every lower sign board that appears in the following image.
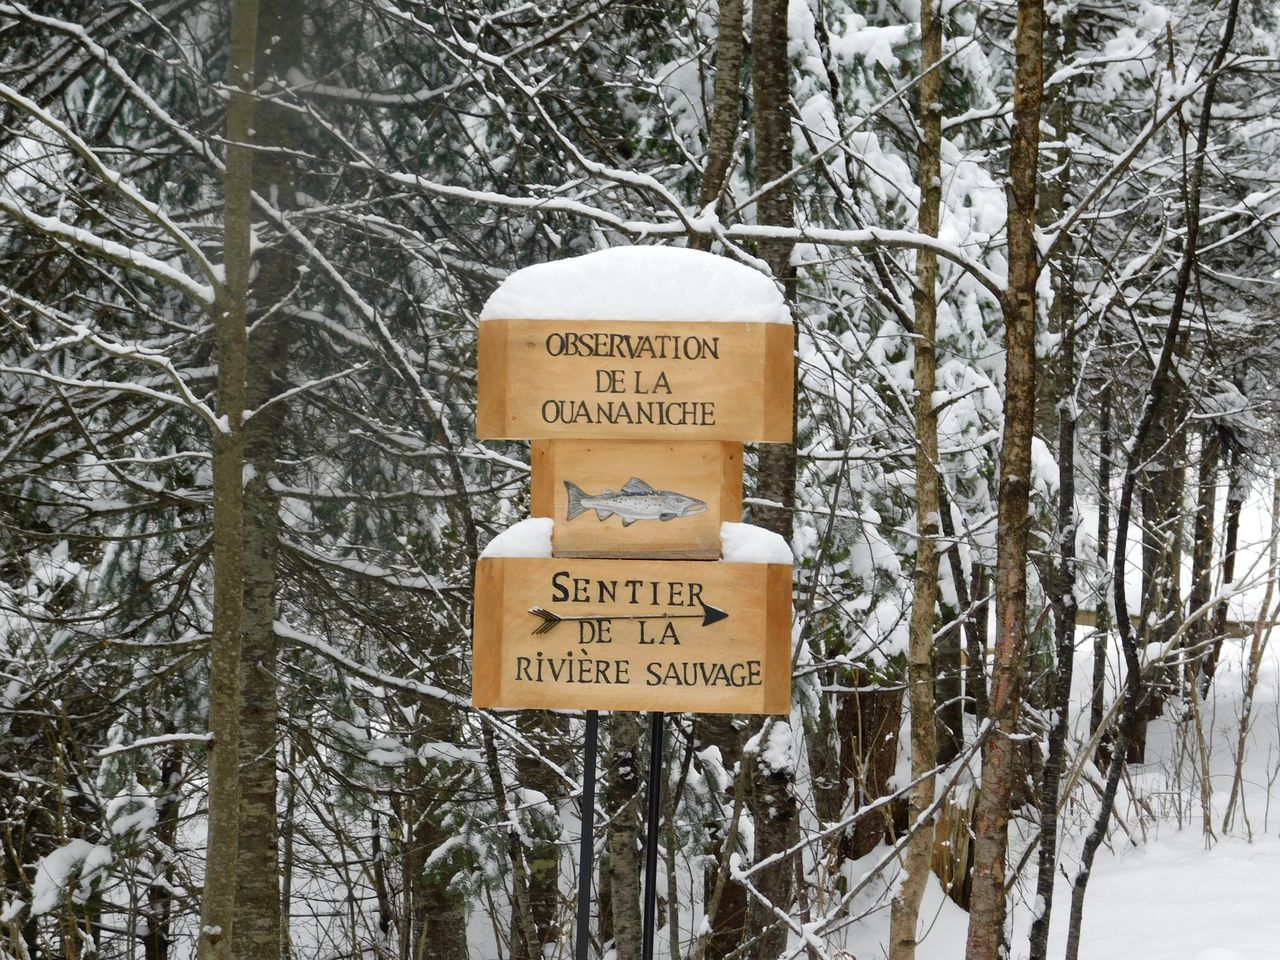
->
[472,556,791,714]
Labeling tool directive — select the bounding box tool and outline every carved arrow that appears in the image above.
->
[528,600,729,636]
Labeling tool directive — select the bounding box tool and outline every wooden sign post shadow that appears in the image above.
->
[472,249,794,960]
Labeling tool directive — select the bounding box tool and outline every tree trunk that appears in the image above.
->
[691,0,742,251]
[963,0,1043,956]
[514,712,568,958]
[745,0,798,951]
[143,741,183,960]
[606,714,642,960]
[1027,20,1079,949]
[700,713,749,959]
[234,3,301,958]
[1186,432,1220,677]
[198,3,258,958]
[749,0,797,546]
[1204,445,1243,684]
[481,724,540,960]
[1089,372,1113,741]
[746,720,797,959]
[887,0,942,950]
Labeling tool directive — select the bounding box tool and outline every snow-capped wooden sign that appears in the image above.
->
[472,247,794,715]
[472,555,791,714]
[477,319,793,442]
[531,440,741,560]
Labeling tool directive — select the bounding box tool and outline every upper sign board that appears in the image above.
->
[477,320,794,442]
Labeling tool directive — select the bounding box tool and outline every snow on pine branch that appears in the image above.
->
[273,619,466,708]
[0,80,218,286]
[0,197,214,306]
[98,732,213,757]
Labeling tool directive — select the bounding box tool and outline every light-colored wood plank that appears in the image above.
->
[764,562,793,714]
[532,439,742,559]
[763,322,795,441]
[476,319,794,442]
[719,442,744,523]
[471,556,791,714]
[476,317,508,439]
[530,440,555,518]
[471,556,505,706]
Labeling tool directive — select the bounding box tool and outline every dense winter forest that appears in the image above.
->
[2,1,1280,958]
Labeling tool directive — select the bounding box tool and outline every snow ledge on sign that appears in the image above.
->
[480,517,553,558]
[479,246,791,325]
[480,518,791,563]
[720,522,792,564]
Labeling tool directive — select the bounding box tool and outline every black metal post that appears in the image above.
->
[641,711,665,960]
[575,710,599,960]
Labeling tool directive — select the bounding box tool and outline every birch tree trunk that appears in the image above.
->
[964,0,1043,956]
[887,0,942,951]
[198,3,258,958]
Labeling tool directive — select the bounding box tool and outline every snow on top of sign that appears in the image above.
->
[479,247,792,325]
[720,523,792,564]
[480,518,791,562]
[481,517,553,558]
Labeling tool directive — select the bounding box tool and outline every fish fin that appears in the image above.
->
[621,517,637,527]
[659,512,677,522]
[622,477,655,494]
[564,481,588,521]
[595,509,612,522]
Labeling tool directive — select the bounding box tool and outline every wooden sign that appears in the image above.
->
[472,556,791,714]
[531,440,742,559]
[477,319,793,442]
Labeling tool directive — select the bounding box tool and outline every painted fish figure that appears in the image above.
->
[564,477,707,526]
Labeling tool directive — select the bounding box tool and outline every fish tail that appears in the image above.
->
[564,481,588,521]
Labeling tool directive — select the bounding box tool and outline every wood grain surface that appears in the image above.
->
[472,556,791,714]
[476,319,793,442]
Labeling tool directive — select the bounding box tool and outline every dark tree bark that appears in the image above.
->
[143,741,184,960]
[1186,432,1220,677]
[1205,445,1243,684]
[837,675,903,860]
[964,0,1043,956]
[749,0,797,545]
[691,0,742,251]
[514,712,569,958]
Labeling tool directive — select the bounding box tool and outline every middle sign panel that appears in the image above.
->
[532,439,742,559]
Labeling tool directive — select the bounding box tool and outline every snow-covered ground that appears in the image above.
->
[841,627,1280,960]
